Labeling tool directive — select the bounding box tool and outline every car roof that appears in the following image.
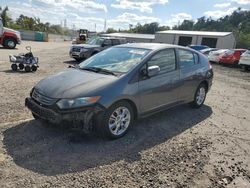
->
[115,43,190,51]
[100,37,125,40]
[189,45,208,47]
[234,49,247,51]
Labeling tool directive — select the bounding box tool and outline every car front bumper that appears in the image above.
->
[25,97,105,132]
[239,59,250,66]
[70,50,90,59]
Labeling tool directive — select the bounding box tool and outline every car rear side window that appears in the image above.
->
[147,49,176,74]
[179,49,198,68]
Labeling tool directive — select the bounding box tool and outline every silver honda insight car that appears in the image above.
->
[25,43,213,139]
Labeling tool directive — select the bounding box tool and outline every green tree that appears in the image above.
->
[174,20,194,30]
[106,28,117,33]
[0,6,12,27]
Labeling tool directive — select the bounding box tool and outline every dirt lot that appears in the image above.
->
[0,41,250,188]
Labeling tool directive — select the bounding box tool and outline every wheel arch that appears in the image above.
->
[199,80,208,92]
[111,99,138,120]
[4,36,17,43]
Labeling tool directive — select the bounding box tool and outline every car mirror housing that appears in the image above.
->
[147,65,160,77]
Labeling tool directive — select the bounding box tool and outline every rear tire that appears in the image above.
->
[95,101,134,139]
[11,64,18,71]
[31,65,37,72]
[191,83,207,108]
[25,66,31,72]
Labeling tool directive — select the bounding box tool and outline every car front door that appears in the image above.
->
[178,49,202,101]
[138,48,181,114]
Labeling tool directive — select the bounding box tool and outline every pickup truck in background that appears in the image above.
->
[70,37,126,61]
[0,18,21,49]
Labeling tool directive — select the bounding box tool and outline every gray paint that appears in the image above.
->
[32,43,213,117]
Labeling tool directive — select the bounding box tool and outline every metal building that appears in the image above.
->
[154,30,236,49]
[101,32,155,43]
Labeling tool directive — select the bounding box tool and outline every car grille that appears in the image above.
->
[26,98,57,120]
[32,89,57,106]
[72,47,81,52]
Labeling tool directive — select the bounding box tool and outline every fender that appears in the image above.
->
[1,31,18,44]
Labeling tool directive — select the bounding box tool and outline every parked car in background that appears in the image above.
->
[208,49,229,63]
[0,18,21,49]
[70,36,126,61]
[188,45,209,51]
[200,48,218,56]
[219,49,247,66]
[25,43,213,139]
[239,50,250,70]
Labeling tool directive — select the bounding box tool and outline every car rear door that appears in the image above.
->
[177,49,203,101]
[138,48,181,114]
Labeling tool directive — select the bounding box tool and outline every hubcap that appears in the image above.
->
[8,41,15,48]
[108,106,131,136]
[196,87,206,105]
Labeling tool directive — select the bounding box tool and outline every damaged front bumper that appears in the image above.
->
[25,97,105,132]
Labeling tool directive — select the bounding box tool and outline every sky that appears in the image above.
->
[1,0,250,31]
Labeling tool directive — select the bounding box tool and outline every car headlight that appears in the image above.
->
[56,96,101,109]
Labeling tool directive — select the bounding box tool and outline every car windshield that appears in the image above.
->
[87,37,104,45]
[79,47,150,73]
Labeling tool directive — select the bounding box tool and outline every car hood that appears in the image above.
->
[73,44,100,49]
[3,27,21,37]
[34,69,117,99]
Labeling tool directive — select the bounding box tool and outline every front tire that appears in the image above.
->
[4,38,17,49]
[95,101,134,139]
[19,63,24,70]
[191,83,207,108]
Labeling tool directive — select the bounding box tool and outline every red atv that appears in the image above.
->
[0,18,21,49]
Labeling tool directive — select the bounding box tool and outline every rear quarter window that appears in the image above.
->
[178,49,198,69]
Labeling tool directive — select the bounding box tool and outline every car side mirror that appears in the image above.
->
[147,66,160,77]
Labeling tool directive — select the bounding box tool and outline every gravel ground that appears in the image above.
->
[0,41,250,188]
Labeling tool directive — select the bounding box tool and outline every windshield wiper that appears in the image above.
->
[80,66,117,76]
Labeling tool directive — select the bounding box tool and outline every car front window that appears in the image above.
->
[87,38,104,45]
[79,47,150,73]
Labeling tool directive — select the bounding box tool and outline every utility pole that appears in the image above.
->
[103,19,107,32]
